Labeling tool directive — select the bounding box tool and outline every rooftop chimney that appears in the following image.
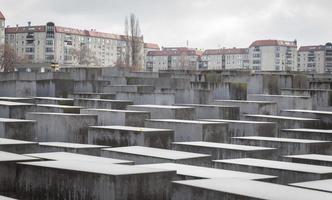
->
[28,21,31,27]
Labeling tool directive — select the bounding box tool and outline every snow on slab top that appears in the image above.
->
[0,151,39,162]
[18,160,175,175]
[285,154,332,162]
[214,158,332,174]
[27,112,96,116]
[146,119,226,124]
[0,118,35,123]
[233,136,331,144]
[25,152,133,165]
[34,97,73,101]
[0,97,33,100]
[128,104,194,109]
[139,163,276,180]
[0,138,36,145]
[283,109,332,115]
[173,141,275,151]
[250,94,310,98]
[0,195,17,200]
[283,129,332,134]
[39,142,109,149]
[173,178,332,200]
[244,114,318,121]
[90,126,173,132]
[81,108,148,113]
[202,119,274,124]
[0,100,33,106]
[36,104,82,109]
[176,104,237,108]
[215,100,276,104]
[290,179,332,193]
[103,146,210,160]
[76,98,132,103]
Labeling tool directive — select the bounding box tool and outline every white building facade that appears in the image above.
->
[0,11,5,62]
[5,22,145,68]
[201,48,249,70]
[249,40,298,71]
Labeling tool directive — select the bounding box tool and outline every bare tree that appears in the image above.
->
[0,44,16,72]
[71,44,99,66]
[124,13,143,70]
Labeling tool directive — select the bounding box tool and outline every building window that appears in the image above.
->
[46,40,54,45]
[25,47,34,53]
[46,47,54,53]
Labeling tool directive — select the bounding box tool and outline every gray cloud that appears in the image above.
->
[1,0,331,48]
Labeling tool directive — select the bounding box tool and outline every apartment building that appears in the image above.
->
[201,48,249,70]
[298,43,332,73]
[145,47,202,72]
[249,40,298,71]
[5,22,144,68]
[0,11,5,62]
[144,43,160,71]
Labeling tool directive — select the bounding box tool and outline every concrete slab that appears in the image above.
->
[101,146,211,166]
[243,114,320,131]
[16,160,175,200]
[0,97,34,104]
[248,94,313,112]
[25,152,134,165]
[232,136,332,156]
[0,138,38,154]
[36,104,82,113]
[81,109,150,126]
[201,119,277,138]
[176,104,240,120]
[0,151,40,196]
[140,163,276,181]
[0,118,37,141]
[214,158,332,184]
[145,119,228,142]
[127,104,196,120]
[213,99,277,115]
[68,92,116,99]
[172,178,332,200]
[88,126,174,148]
[290,179,332,193]
[74,98,133,110]
[38,142,109,156]
[0,100,35,119]
[26,112,97,143]
[172,141,276,160]
[34,97,74,106]
[281,109,332,128]
[285,154,332,167]
[281,129,332,140]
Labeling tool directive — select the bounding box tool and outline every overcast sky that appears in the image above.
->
[1,0,331,49]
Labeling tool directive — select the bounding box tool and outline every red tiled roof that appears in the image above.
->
[0,11,5,20]
[250,40,297,48]
[203,48,248,56]
[144,43,160,50]
[298,45,325,52]
[55,26,127,40]
[5,26,46,33]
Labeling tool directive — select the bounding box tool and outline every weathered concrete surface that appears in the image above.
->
[127,105,196,120]
[68,92,116,99]
[0,151,40,198]
[74,98,133,110]
[290,179,332,193]
[281,129,332,141]
[0,101,35,119]
[26,112,97,143]
[213,100,278,116]
[0,138,39,154]
[172,141,276,160]
[0,118,37,141]
[88,126,174,149]
[214,158,332,184]
[145,119,228,142]
[37,142,109,156]
[101,146,211,166]
[176,104,240,120]
[248,94,313,112]
[201,119,277,139]
[115,92,176,105]
[34,97,74,106]
[36,104,82,113]
[16,161,175,200]
[232,136,332,157]
[171,178,332,200]
[81,109,150,126]
[285,154,332,167]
